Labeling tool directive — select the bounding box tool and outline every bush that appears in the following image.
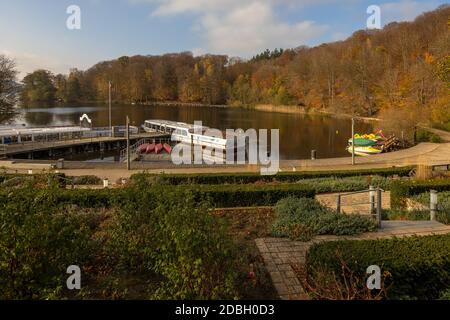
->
[305,234,450,299]
[69,175,103,185]
[390,179,450,209]
[0,173,67,188]
[0,186,97,299]
[109,181,239,299]
[271,197,377,241]
[416,129,442,143]
[192,184,315,208]
[131,167,413,186]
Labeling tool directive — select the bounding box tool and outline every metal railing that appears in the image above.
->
[120,138,152,162]
[336,186,384,227]
[0,144,6,159]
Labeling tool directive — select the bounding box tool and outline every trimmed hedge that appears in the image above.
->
[193,184,315,208]
[391,178,450,209]
[132,167,413,185]
[0,184,315,209]
[306,234,450,299]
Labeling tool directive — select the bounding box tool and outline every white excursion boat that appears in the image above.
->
[142,119,247,162]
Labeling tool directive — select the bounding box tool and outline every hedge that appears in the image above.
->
[306,234,450,299]
[0,184,315,209]
[391,178,450,209]
[132,167,413,185]
[192,184,315,208]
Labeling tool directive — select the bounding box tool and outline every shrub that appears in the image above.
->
[70,175,103,185]
[192,184,315,208]
[391,179,450,209]
[0,186,97,299]
[271,197,377,241]
[305,234,450,299]
[109,181,239,299]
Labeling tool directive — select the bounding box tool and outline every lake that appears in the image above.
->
[11,104,374,160]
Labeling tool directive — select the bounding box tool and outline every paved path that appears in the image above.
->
[1,142,449,182]
[255,220,450,300]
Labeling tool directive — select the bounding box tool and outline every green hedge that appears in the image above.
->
[391,179,450,209]
[306,234,450,299]
[132,167,413,185]
[0,173,67,187]
[189,184,315,208]
[0,184,315,209]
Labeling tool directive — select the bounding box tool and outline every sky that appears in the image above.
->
[0,0,447,79]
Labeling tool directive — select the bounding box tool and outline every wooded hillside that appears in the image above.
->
[20,5,450,127]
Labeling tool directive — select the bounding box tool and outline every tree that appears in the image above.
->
[20,70,56,104]
[66,69,82,103]
[0,55,18,122]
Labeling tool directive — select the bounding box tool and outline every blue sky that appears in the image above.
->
[0,0,446,78]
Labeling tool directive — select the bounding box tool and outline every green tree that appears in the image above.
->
[21,70,56,104]
[66,70,82,102]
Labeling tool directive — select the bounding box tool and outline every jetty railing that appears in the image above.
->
[120,138,152,163]
[0,144,6,159]
[0,126,142,146]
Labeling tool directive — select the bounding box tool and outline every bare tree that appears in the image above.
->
[0,55,18,122]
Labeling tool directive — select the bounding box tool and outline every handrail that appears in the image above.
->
[338,188,385,197]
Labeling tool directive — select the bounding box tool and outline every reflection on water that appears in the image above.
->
[12,104,374,160]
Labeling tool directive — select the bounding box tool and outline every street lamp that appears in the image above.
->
[108,81,112,137]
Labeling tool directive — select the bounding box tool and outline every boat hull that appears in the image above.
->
[146,143,155,154]
[163,143,172,154]
[155,143,163,154]
[346,146,382,156]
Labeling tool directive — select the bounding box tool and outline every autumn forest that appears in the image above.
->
[19,5,450,130]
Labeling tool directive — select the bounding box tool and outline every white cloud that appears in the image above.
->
[381,0,440,25]
[133,0,331,57]
[200,2,327,57]
[1,50,73,80]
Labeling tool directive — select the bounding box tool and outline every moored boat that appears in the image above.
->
[347,137,378,147]
[163,143,172,154]
[155,143,163,154]
[146,143,155,154]
[138,144,149,153]
[346,145,382,156]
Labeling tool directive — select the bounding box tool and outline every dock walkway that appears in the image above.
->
[1,132,169,156]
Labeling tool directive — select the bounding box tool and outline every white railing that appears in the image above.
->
[120,138,152,162]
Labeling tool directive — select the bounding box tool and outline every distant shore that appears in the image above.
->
[135,101,382,123]
[249,104,381,123]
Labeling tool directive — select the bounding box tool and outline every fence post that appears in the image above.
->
[369,185,375,216]
[336,194,341,214]
[430,190,437,221]
[376,188,382,227]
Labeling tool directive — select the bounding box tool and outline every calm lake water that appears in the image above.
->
[12,104,374,160]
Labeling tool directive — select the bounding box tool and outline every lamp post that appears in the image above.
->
[108,81,112,137]
[352,117,355,165]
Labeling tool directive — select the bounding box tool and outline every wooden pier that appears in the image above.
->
[1,132,170,158]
